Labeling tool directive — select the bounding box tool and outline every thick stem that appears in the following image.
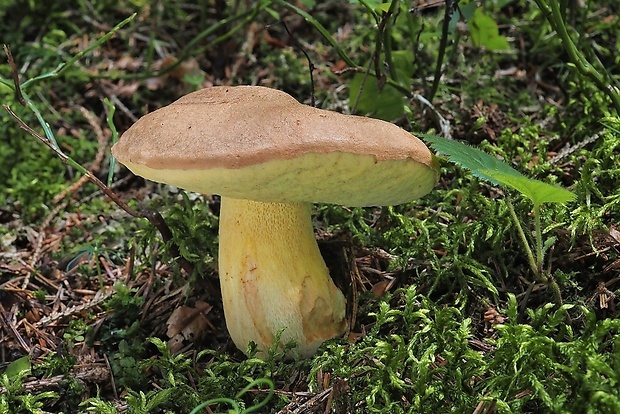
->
[218,197,347,358]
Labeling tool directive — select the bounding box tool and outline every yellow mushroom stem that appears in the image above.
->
[218,196,347,357]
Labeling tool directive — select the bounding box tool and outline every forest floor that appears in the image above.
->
[1,1,620,413]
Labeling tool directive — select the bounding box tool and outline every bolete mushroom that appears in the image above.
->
[111,85,438,358]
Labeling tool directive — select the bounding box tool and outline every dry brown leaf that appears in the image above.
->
[370,280,389,296]
[145,76,166,91]
[347,331,364,343]
[167,334,185,354]
[484,306,506,325]
[263,31,287,49]
[330,60,348,74]
[165,301,214,342]
[114,55,144,71]
[108,81,140,98]
[159,56,202,80]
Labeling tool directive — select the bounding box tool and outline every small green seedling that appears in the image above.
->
[423,134,574,305]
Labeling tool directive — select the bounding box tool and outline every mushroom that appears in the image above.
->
[111,85,438,358]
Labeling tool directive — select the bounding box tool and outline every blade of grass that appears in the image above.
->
[273,0,413,98]
[20,13,137,89]
[96,2,272,81]
[533,0,620,113]
[272,0,356,68]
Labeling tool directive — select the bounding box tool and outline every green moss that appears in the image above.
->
[2,0,620,412]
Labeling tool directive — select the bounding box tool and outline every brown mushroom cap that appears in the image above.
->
[111,85,438,206]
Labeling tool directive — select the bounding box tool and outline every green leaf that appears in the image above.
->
[601,116,620,134]
[299,0,316,8]
[374,2,393,13]
[480,169,575,206]
[349,75,406,121]
[468,8,510,50]
[422,134,574,207]
[348,50,413,121]
[349,0,385,8]
[391,50,415,81]
[3,356,31,379]
[422,134,519,185]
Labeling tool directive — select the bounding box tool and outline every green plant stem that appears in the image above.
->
[24,91,59,147]
[507,199,563,305]
[534,0,620,113]
[383,1,400,82]
[93,5,264,80]
[428,0,453,103]
[188,378,274,414]
[533,203,543,274]
[273,0,356,67]
[19,14,137,90]
[184,2,268,63]
[273,0,413,98]
[506,199,540,280]
[357,0,379,20]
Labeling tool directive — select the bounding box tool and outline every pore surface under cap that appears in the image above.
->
[112,86,438,206]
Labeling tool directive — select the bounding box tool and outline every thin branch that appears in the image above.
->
[3,14,205,290]
[140,209,199,280]
[0,308,31,353]
[3,105,199,284]
[280,20,316,107]
[5,105,72,164]
[3,44,25,105]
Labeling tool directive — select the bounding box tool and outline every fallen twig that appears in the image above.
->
[35,290,114,328]
[21,201,68,290]
[0,307,31,353]
[3,104,199,285]
[277,388,332,414]
[0,364,110,395]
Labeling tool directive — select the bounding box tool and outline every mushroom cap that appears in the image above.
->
[112,86,438,207]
